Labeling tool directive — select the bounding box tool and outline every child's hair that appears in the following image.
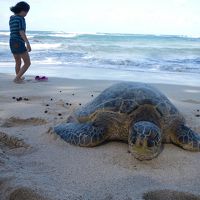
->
[10,1,30,14]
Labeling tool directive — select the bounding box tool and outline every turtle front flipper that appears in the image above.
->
[172,124,200,151]
[54,122,107,147]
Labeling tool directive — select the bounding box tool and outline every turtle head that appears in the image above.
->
[128,121,162,160]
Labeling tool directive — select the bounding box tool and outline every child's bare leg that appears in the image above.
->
[13,54,21,75]
[14,51,31,83]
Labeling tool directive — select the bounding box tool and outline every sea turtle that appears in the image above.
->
[53,82,200,160]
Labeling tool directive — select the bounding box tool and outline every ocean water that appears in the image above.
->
[0,30,200,84]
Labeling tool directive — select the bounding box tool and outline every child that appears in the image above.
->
[9,1,31,83]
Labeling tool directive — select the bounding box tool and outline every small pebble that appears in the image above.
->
[72,93,75,96]
[91,94,94,97]
[58,113,62,116]
[46,104,49,107]
[195,114,200,117]
[197,109,199,112]
[24,98,29,101]
[79,103,82,106]
[50,98,53,101]
[12,97,16,99]
[60,91,62,93]
[69,103,72,106]
[44,110,48,113]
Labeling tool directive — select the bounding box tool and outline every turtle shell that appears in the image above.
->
[75,82,182,122]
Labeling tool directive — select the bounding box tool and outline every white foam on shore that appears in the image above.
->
[0,31,9,36]
[31,43,62,50]
[48,33,79,38]
[0,63,200,87]
[0,42,8,46]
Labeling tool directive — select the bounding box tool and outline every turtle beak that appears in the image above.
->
[129,137,161,160]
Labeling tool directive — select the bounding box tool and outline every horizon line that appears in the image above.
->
[0,29,200,39]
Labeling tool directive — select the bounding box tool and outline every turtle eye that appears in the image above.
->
[156,107,163,117]
[147,140,154,147]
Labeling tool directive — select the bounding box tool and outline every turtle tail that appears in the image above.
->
[172,124,200,151]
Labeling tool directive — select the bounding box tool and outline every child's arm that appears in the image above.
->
[19,30,31,52]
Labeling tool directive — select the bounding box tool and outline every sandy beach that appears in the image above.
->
[0,73,200,200]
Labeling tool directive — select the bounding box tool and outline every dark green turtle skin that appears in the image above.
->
[53,82,200,160]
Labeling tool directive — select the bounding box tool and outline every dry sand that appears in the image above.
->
[0,73,200,200]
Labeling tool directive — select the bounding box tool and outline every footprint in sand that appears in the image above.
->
[0,132,30,186]
[1,117,47,128]
[0,132,29,150]
[8,187,51,200]
[143,189,200,200]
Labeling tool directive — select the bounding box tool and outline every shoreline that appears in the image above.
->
[0,73,200,199]
[0,63,200,86]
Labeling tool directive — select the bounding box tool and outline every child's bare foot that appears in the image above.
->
[13,78,24,84]
[20,76,25,80]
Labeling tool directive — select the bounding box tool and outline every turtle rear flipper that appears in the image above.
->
[54,122,107,147]
[172,125,200,151]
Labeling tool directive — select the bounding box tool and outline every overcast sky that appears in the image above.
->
[1,0,200,36]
